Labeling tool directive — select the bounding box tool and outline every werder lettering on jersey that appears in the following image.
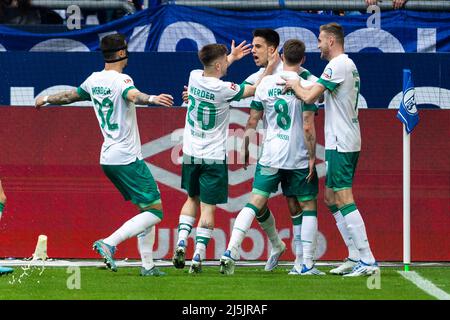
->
[189,86,215,101]
[92,86,111,95]
[268,87,295,97]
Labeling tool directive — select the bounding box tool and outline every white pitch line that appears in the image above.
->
[398,271,450,300]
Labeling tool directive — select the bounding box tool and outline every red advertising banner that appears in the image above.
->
[0,107,448,261]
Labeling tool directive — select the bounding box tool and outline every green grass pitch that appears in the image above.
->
[1,265,449,300]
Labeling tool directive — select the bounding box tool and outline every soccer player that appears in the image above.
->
[239,29,320,272]
[220,39,324,276]
[281,23,379,276]
[0,179,13,276]
[35,33,174,276]
[173,42,274,274]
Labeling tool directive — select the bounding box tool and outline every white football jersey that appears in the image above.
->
[251,71,317,169]
[78,70,142,165]
[183,69,245,160]
[317,54,361,152]
[231,62,318,108]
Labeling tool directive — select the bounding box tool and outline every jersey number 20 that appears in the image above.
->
[187,95,216,130]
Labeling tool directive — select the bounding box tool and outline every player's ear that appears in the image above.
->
[281,53,285,63]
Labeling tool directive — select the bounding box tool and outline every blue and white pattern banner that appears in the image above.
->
[397,69,419,133]
[0,5,450,52]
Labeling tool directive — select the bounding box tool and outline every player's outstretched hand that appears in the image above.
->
[365,0,378,6]
[393,0,406,9]
[34,96,47,110]
[229,40,252,63]
[182,86,188,104]
[154,94,174,107]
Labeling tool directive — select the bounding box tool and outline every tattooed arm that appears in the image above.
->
[35,90,84,110]
[126,88,173,107]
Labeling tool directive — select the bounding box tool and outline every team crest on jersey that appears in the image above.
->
[230,83,237,91]
[322,68,333,80]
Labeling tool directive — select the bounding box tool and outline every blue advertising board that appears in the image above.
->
[0,52,448,108]
[0,5,449,53]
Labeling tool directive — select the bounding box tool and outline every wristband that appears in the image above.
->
[148,95,156,104]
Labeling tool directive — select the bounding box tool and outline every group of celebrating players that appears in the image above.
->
[7,22,379,278]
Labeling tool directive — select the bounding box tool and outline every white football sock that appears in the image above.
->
[104,210,161,247]
[177,214,196,246]
[342,205,376,264]
[227,205,257,259]
[301,212,318,269]
[257,208,283,249]
[194,227,213,261]
[291,212,303,267]
[330,206,360,262]
[137,226,155,270]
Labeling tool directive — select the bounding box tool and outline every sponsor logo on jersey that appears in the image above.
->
[323,68,333,80]
[124,78,132,84]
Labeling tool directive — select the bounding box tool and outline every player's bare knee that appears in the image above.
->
[188,195,200,205]
[299,199,316,212]
[139,202,163,212]
[0,194,6,204]
[286,197,300,215]
[249,194,267,211]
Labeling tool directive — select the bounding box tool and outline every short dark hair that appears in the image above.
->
[100,33,127,61]
[252,28,280,48]
[198,44,228,67]
[282,39,305,66]
[320,23,344,45]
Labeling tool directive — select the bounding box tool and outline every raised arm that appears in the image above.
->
[35,89,85,110]
[227,40,252,66]
[126,88,173,107]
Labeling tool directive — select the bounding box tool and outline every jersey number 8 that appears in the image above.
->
[274,99,291,130]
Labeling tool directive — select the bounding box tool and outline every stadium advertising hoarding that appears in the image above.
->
[0,107,448,261]
[1,52,449,109]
